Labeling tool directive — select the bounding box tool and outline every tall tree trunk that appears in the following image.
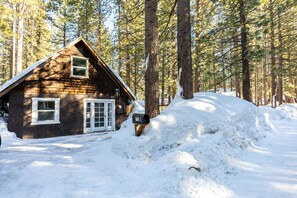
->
[294,79,297,101]
[145,0,159,118]
[230,74,233,92]
[117,0,123,77]
[263,59,267,105]
[30,16,35,64]
[10,3,17,78]
[194,67,200,93]
[63,0,67,46]
[260,63,263,105]
[223,67,226,92]
[239,0,252,102]
[269,0,277,107]
[84,1,90,40]
[213,49,216,93]
[167,67,171,104]
[133,46,138,97]
[125,15,130,87]
[96,0,102,53]
[177,0,193,99]
[235,73,241,98]
[161,50,165,106]
[125,52,131,87]
[277,8,283,105]
[16,1,25,74]
[255,68,258,105]
[233,31,241,98]
[194,0,201,93]
[287,49,294,103]
[222,55,226,92]
[263,34,268,105]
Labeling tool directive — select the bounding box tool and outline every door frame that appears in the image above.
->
[83,99,115,133]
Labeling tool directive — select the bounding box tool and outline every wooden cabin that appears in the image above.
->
[0,37,135,139]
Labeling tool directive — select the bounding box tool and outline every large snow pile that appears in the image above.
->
[260,104,297,121]
[112,92,272,197]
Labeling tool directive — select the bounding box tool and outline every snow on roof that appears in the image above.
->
[0,57,49,94]
[0,37,136,100]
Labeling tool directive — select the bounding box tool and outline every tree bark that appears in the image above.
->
[255,68,258,105]
[213,49,216,93]
[161,50,165,106]
[194,0,201,93]
[277,8,283,105]
[117,0,123,77]
[167,68,171,104]
[96,0,102,53]
[10,3,17,78]
[16,1,25,74]
[133,46,138,97]
[177,0,193,99]
[239,0,252,102]
[294,79,297,101]
[263,34,268,105]
[233,30,241,98]
[124,14,130,87]
[145,0,159,118]
[269,0,277,107]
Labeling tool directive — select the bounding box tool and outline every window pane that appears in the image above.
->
[38,101,55,110]
[73,57,87,67]
[38,111,55,121]
[73,67,86,76]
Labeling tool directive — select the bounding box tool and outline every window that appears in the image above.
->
[31,98,60,125]
[71,56,88,78]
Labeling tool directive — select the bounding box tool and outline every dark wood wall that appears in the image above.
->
[7,87,24,138]
[7,41,132,139]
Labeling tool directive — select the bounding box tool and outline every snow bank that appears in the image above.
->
[0,119,22,147]
[112,92,272,197]
[114,92,271,159]
[260,104,297,121]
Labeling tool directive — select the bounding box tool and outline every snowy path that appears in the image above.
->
[0,97,296,198]
[228,120,297,198]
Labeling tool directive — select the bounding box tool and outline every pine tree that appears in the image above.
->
[177,0,193,99]
[238,0,252,102]
[145,0,159,117]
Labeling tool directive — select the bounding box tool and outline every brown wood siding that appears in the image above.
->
[8,88,25,138]
[22,94,85,138]
[23,43,120,96]
[7,41,132,138]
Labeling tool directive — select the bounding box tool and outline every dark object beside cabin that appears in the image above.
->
[132,113,150,136]
[132,113,150,124]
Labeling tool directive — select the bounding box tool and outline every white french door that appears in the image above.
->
[84,99,115,133]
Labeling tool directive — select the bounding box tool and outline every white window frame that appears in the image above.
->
[31,98,60,125]
[70,56,89,78]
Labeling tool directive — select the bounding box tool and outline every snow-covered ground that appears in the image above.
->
[0,92,296,198]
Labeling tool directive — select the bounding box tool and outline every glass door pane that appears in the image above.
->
[93,102,105,131]
[85,101,92,133]
[107,102,113,128]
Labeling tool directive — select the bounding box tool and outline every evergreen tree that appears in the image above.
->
[145,0,159,117]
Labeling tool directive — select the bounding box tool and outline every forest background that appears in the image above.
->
[0,0,296,106]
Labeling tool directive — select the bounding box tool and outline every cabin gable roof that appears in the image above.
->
[0,37,136,100]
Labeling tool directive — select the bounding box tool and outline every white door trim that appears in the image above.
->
[83,99,115,133]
